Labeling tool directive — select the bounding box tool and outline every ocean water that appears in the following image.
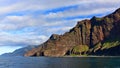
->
[0,56,120,68]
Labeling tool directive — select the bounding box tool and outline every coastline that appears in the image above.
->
[37,55,120,58]
[62,55,120,58]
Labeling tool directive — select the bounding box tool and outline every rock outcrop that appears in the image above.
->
[24,8,120,57]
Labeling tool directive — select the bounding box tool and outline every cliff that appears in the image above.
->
[24,8,120,57]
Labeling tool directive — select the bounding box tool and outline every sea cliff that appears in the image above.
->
[24,8,120,57]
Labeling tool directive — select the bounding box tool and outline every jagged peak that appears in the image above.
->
[91,16,97,19]
[90,16,102,22]
[76,19,90,26]
[114,8,120,13]
[50,34,60,40]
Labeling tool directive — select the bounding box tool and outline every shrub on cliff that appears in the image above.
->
[72,45,89,55]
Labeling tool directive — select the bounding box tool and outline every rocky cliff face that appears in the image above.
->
[24,8,120,57]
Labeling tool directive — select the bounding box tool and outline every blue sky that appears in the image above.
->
[0,0,120,55]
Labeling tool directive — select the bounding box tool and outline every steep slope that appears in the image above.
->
[25,8,120,57]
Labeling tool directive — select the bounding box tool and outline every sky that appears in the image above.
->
[0,0,120,55]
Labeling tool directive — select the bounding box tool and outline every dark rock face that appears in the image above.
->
[24,8,120,57]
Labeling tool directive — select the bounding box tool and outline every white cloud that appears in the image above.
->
[49,26,73,32]
[0,31,48,46]
[44,1,120,19]
[0,0,119,15]
[0,15,45,30]
[0,0,81,15]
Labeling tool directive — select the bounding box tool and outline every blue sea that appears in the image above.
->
[0,56,120,68]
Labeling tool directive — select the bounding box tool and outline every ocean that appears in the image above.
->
[0,56,120,68]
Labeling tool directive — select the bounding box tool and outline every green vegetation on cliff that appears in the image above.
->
[71,45,89,55]
[101,41,120,50]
